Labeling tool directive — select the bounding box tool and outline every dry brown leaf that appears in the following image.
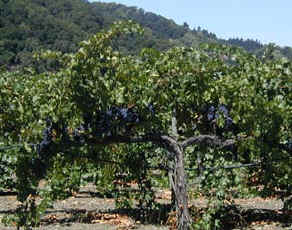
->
[89,212,135,228]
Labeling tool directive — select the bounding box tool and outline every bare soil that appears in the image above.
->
[0,184,291,230]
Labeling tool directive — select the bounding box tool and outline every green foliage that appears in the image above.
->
[0,149,17,191]
[0,21,291,229]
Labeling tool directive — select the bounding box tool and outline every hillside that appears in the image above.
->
[1,0,292,69]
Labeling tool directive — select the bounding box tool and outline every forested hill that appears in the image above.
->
[1,0,292,68]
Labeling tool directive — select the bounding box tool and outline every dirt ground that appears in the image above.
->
[0,184,291,230]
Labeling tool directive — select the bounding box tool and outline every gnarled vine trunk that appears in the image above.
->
[174,144,191,229]
[166,140,191,230]
[168,110,191,229]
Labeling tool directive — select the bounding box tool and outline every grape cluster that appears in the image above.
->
[147,104,155,116]
[28,105,154,176]
[112,106,140,123]
[30,119,55,178]
[36,118,53,158]
[73,125,86,144]
[83,106,141,137]
[31,157,47,178]
[205,104,238,135]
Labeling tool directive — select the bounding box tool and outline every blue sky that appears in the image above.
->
[91,0,292,47]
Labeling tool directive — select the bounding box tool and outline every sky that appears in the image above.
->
[91,0,292,47]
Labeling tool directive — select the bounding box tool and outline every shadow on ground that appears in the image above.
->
[1,189,292,230]
[209,205,292,230]
[39,203,172,226]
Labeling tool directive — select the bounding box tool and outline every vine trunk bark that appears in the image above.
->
[167,143,191,229]
[173,144,191,230]
[168,110,191,229]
